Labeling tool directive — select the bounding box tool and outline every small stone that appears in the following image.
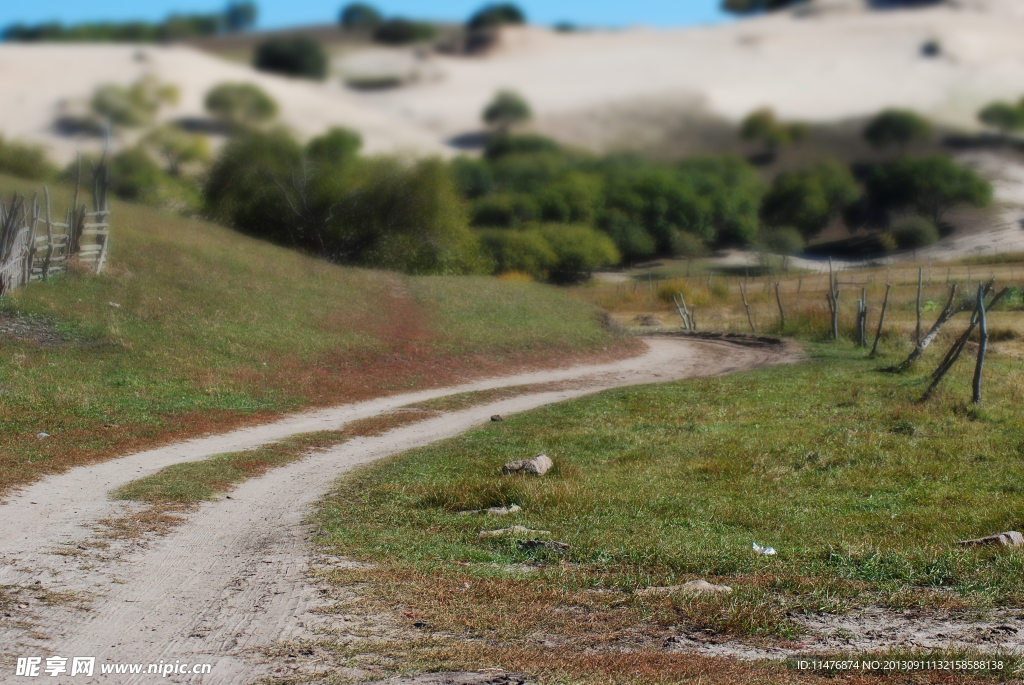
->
[517,539,569,552]
[502,454,552,476]
[491,415,504,422]
[479,526,550,539]
[36,432,50,439]
[456,504,521,516]
[957,531,1024,548]
[636,580,732,597]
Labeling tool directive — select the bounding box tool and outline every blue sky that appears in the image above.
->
[2,1,732,30]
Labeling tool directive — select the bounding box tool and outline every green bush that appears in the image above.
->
[340,2,383,30]
[739,107,807,154]
[306,127,362,163]
[670,231,709,260]
[866,156,992,225]
[467,3,526,30]
[373,18,436,45]
[451,157,495,199]
[978,101,1024,134]
[482,90,532,131]
[484,133,558,160]
[863,109,931,150]
[107,147,164,202]
[205,82,278,129]
[760,161,859,239]
[477,228,557,279]
[758,226,804,255]
[91,75,179,128]
[538,224,620,280]
[891,216,940,250]
[253,37,328,80]
[204,128,482,274]
[0,136,58,181]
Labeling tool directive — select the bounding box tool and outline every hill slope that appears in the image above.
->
[0,174,634,492]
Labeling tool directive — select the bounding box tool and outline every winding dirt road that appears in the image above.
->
[0,335,798,684]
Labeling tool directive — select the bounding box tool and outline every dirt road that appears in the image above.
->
[0,335,797,684]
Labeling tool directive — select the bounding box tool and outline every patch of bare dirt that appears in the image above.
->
[0,312,83,348]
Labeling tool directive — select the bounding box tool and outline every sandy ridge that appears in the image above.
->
[0,336,796,684]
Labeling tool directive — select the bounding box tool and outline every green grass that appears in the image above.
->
[307,340,1024,678]
[0,173,630,494]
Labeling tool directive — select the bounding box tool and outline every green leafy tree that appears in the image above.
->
[373,18,437,45]
[739,108,807,157]
[340,3,382,30]
[866,156,992,226]
[253,37,327,80]
[978,101,1024,135]
[107,147,164,202]
[205,82,278,130]
[477,228,558,279]
[0,136,58,181]
[760,161,859,239]
[225,2,257,32]
[538,224,620,280]
[482,90,532,132]
[467,4,526,30]
[142,125,210,175]
[864,109,931,151]
[91,74,179,128]
[891,216,940,250]
[306,127,363,164]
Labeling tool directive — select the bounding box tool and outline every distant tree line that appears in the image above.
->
[3,2,257,42]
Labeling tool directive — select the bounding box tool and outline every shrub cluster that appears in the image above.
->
[253,37,328,80]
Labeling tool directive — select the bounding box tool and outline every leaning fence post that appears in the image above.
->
[915,267,923,345]
[871,283,891,356]
[972,284,988,405]
[774,281,785,328]
[740,283,755,334]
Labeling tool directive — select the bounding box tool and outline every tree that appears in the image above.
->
[306,127,362,164]
[891,216,939,250]
[978,101,1024,136]
[205,82,278,129]
[467,4,526,30]
[482,90,532,132]
[739,108,807,158]
[373,18,436,45]
[722,0,797,13]
[864,109,931,151]
[253,36,327,80]
[224,2,257,32]
[866,156,992,226]
[142,125,210,175]
[91,74,179,128]
[760,161,859,239]
[340,3,382,30]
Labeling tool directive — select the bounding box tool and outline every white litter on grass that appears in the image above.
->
[753,542,776,556]
[36,432,50,439]
[108,302,121,308]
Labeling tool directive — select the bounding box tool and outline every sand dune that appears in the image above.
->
[3,2,1024,161]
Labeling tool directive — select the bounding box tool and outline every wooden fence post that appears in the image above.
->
[871,283,891,356]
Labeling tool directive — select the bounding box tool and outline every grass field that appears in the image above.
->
[0,173,634,495]
[305,308,1024,681]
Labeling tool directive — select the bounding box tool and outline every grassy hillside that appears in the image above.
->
[0,174,634,494]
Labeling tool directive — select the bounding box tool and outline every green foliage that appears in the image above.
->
[91,75,179,128]
[477,228,557,279]
[863,109,932,150]
[538,223,620,280]
[451,157,495,199]
[670,231,709,259]
[482,90,533,130]
[866,156,992,225]
[107,147,164,202]
[739,107,808,154]
[467,3,526,30]
[758,226,804,255]
[891,216,940,250]
[761,161,859,239]
[253,36,328,80]
[484,133,558,160]
[373,18,437,45]
[978,101,1024,134]
[722,0,797,13]
[603,209,656,261]
[204,82,278,129]
[142,125,210,176]
[0,136,58,181]
[340,3,383,29]
[306,127,363,163]
[224,2,258,32]
[3,11,228,42]
[203,128,483,274]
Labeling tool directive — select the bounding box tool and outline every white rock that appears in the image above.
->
[502,454,552,476]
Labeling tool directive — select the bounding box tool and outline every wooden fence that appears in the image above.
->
[0,160,110,296]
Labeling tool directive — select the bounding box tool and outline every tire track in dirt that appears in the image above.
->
[0,336,799,684]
